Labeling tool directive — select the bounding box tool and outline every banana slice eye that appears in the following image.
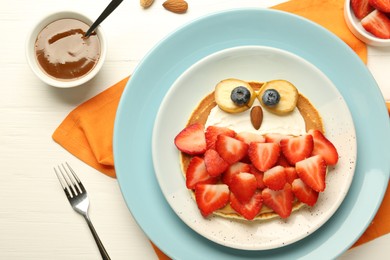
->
[214,78,256,113]
[258,80,298,115]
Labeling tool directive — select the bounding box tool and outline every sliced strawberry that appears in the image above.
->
[230,191,263,220]
[229,172,258,203]
[249,164,266,189]
[195,184,230,217]
[292,178,319,206]
[174,123,206,155]
[204,149,229,177]
[351,0,375,19]
[263,165,286,190]
[236,132,265,144]
[280,134,313,165]
[285,167,298,184]
[308,129,339,165]
[369,0,390,13]
[296,155,327,192]
[264,133,291,144]
[262,183,293,219]
[205,125,236,150]
[248,142,280,172]
[215,135,249,164]
[362,10,390,39]
[221,162,251,186]
[277,153,292,167]
[186,157,218,189]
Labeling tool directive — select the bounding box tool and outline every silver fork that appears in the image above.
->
[54,163,111,260]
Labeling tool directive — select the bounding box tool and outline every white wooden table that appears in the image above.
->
[1,0,389,259]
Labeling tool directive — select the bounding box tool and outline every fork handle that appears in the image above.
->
[84,215,111,260]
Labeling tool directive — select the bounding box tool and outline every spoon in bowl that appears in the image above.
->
[84,0,123,37]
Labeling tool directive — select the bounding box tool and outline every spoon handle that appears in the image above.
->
[85,0,123,37]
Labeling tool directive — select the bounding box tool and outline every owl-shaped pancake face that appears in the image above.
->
[174,79,337,221]
[207,79,306,136]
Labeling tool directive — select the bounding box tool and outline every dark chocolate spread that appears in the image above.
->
[35,19,100,81]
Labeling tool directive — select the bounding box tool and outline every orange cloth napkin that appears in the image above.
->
[52,0,389,258]
[53,77,128,178]
[387,102,390,114]
[272,0,367,63]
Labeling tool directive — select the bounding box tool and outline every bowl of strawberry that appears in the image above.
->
[345,0,390,46]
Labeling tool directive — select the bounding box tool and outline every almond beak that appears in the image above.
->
[250,106,263,130]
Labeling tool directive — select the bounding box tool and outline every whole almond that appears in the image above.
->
[140,0,154,8]
[250,106,263,130]
[163,0,188,14]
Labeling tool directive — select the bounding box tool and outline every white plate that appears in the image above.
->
[152,46,356,250]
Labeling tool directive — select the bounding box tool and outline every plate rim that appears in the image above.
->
[114,8,390,259]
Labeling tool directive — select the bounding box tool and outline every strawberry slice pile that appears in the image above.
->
[351,0,390,39]
[174,123,339,221]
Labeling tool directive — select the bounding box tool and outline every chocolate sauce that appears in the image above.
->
[35,19,100,81]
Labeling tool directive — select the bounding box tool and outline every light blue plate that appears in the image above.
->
[114,9,390,259]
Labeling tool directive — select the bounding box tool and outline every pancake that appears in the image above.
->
[180,80,324,221]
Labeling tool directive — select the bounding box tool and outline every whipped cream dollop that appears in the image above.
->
[205,99,306,136]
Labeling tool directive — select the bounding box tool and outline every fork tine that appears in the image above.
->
[60,164,75,197]
[63,162,84,194]
[65,162,86,193]
[54,166,73,199]
[60,163,81,196]
[54,167,66,190]
[66,162,79,182]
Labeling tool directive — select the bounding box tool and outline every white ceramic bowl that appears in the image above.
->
[26,11,107,88]
[344,0,390,47]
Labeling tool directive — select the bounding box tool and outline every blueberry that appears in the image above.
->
[231,86,251,106]
[262,89,280,106]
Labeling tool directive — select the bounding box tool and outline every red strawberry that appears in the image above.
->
[204,149,229,177]
[277,153,292,167]
[308,129,339,165]
[280,134,313,165]
[262,183,293,219]
[249,164,266,189]
[351,0,375,19]
[264,133,291,144]
[205,125,236,150]
[236,132,265,144]
[263,165,287,190]
[296,155,327,192]
[195,184,230,217]
[248,142,280,171]
[174,123,206,155]
[229,172,258,203]
[285,167,298,184]
[369,0,390,13]
[215,135,249,164]
[292,178,319,206]
[230,191,263,220]
[221,162,251,186]
[186,157,218,189]
[362,10,390,39]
